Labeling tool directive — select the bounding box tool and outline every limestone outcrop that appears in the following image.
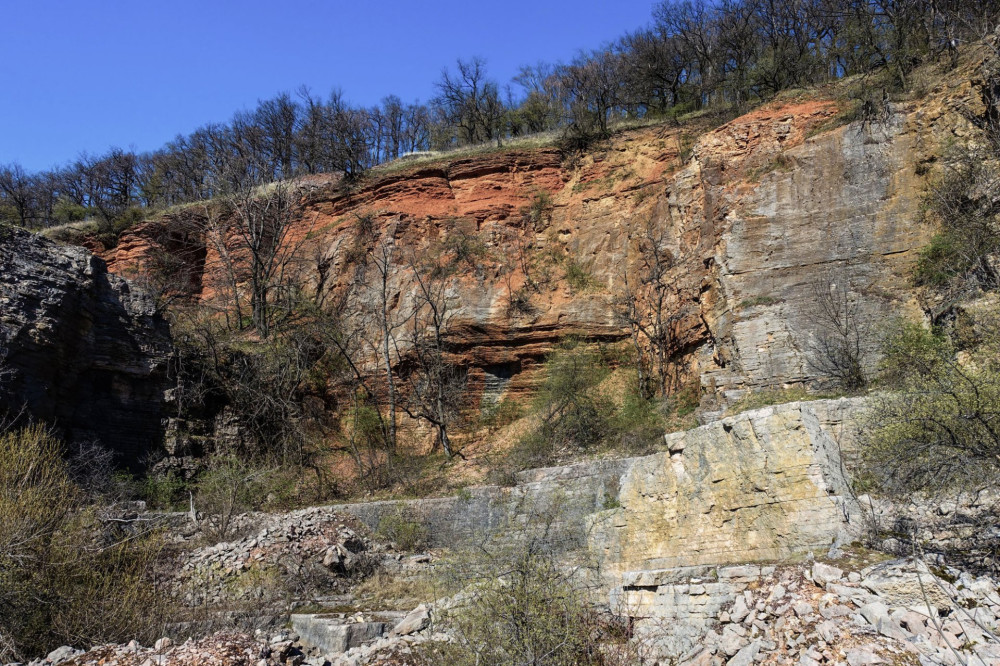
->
[0,226,172,465]
[589,399,861,577]
[323,399,863,573]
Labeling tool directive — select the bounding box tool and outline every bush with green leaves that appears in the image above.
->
[524,342,613,459]
[504,342,669,473]
[914,147,1000,296]
[375,505,429,552]
[860,318,1000,496]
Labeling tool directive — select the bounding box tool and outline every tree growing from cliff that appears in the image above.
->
[614,216,688,398]
[401,244,466,458]
[805,272,874,392]
[230,180,296,337]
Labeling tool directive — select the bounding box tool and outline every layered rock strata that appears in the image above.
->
[0,226,172,465]
[99,94,946,418]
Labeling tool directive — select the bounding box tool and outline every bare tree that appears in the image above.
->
[351,221,406,452]
[434,57,507,147]
[806,272,874,391]
[401,247,466,458]
[614,216,687,397]
[224,173,305,338]
[0,164,35,227]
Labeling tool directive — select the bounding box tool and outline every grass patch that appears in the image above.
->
[39,220,99,245]
[738,295,779,309]
[725,386,841,415]
[352,569,441,611]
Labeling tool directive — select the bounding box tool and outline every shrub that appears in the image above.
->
[421,514,601,666]
[860,318,1000,496]
[478,397,523,432]
[521,190,553,230]
[444,225,489,266]
[534,342,612,449]
[805,273,877,392]
[375,505,429,552]
[0,426,167,662]
[140,469,189,510]
[505,285,536,317]
[915,150,1000,295]
[612,391,665,455]
[503,342,615,471]
[565,259,595,292]
[193,455,279,542]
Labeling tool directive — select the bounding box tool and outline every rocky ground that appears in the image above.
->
[170,509,392,608]
[670,558,1000,666]
[18,553,1000,666]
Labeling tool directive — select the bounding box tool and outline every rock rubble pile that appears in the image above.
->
[633,557,1000,665]
[174,509,388,607]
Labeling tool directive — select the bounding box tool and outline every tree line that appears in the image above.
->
[2,0,997,233]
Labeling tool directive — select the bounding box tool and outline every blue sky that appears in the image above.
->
[0,1,656,171]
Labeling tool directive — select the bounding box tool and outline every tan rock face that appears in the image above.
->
[100,94,945,414]
[317,398,861,575]
[589,400,860,578]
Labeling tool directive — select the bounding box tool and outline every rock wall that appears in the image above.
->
[328,399,863,572]
[0,226,172,465]
[99,93,946,417]
[589,398,861,578]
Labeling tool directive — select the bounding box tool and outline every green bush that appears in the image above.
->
[860,318,1000,496]
[478,397,523,432]
[915,152,1000,293]
[534,342,612,448]
[522,190,553,229]
[612,391,665,454]
[503,342,614,471]
[564,259,595,292]
[140,469,189,510]
[913,232,963,288]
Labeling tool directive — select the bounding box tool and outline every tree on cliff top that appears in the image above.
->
[211,149,313,339]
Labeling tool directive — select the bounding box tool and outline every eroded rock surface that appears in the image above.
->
[0,226,172,465]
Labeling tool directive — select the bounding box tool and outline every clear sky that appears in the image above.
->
[0,0,656,172]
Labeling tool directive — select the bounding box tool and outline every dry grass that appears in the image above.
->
[351,569,442,611]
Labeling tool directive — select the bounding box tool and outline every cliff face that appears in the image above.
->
[100,90,954,416]
[305,398,863,660]
[0,226,172,465]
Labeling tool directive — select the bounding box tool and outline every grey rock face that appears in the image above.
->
[0,227,172,465]
[290,614,390,654]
